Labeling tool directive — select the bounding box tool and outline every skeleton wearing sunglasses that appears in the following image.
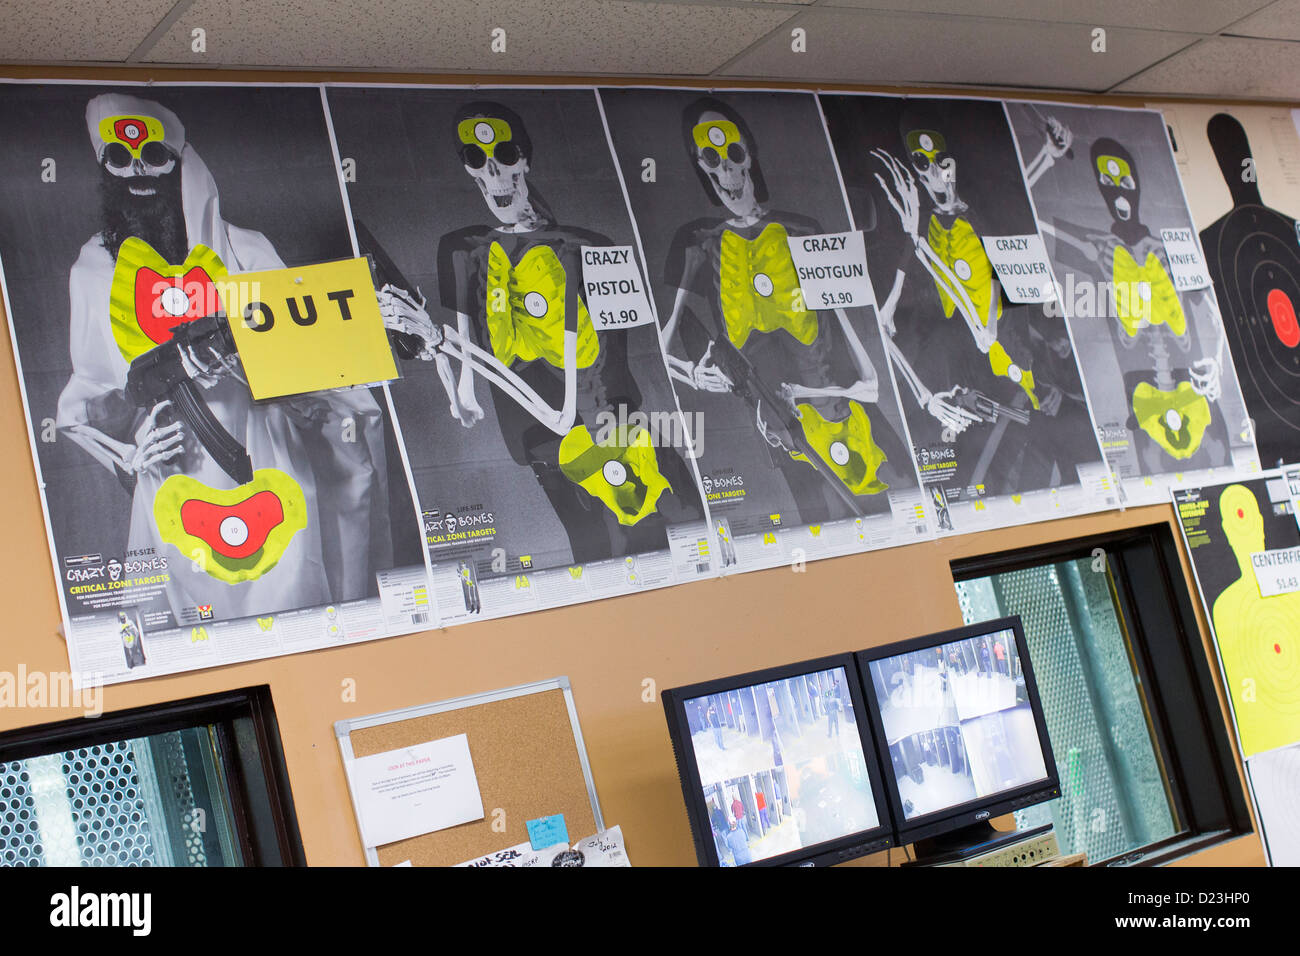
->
[376,102,700,564]
[661,98,891,524]
[1025,117,1225,464]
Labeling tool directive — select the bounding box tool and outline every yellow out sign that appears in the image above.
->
[224,257,398,399]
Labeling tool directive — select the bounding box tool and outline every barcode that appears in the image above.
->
[411,612,429,624]
[696,562,711,574]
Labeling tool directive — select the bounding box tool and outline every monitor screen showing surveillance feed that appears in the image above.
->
[684,666,880,865]
[867,628,1049,820]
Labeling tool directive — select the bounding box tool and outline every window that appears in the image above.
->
[953,525,1252,865]
[0,686,302,867]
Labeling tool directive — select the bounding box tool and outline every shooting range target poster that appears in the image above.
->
[1007,101,1260,508]
[1173,471,1300,868]
[1150,100,1300,473]
[0,82,430,685]
[599,87,930,572]
[819,93,1113,534]
[325,86,715,622]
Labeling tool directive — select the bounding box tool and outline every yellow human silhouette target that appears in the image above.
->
[1211,484,1300,758]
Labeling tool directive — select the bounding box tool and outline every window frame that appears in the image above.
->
[0,685,305,867]
[951,523,1253,866]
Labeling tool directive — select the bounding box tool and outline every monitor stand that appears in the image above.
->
[905,823,1059,867]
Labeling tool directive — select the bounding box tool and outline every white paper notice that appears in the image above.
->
[349,734,484,848]
[455,840,568,867]
[980,234,1057,303]
[786,230,875,310]
[582,245,655,330]
[1251,547,1300,597]
[1159,227,1211,291]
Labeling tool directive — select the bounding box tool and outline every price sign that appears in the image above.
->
[1160,227,1211,291]
[786,230,875,311]
[1251,547,1300,597]
[981,234,1058,304]
[581,245,655,330]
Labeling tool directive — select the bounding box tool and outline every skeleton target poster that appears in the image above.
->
[1006,101,1260,506]
[1151,101,1300,472]
[324,87,713,622]
[818,94,1111,533]
[0,82,429,685]
[598,88,929,572]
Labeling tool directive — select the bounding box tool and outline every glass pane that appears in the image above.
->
[0,726,243,867]
[955,557,1179,861]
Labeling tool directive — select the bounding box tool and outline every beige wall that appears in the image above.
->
[0,66,1269,867]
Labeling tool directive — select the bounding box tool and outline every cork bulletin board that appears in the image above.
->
[336,677,603,867]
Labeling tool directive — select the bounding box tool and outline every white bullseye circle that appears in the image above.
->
[1139,281,1152,301]
[919,134,934,151]
[753,272,774,297]
[829,441,850,466]
[1165,410,1183,431]
[524,291,548,317]
[160,286,190,317]
[602,460,628,486]
[124,123,141,140]
[954,259,972,281]
[474,121,495,144]
[1008,364,1023,383]
[1107,159,1121,176]
[218,516,249,548]
[708,125,727,147]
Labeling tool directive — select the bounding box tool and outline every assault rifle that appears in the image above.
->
[125,312,253,485]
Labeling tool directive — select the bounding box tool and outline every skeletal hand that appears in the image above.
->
[377,285,442,356]
[179,343,231,389]
[1191,357,1222,402]
[926,386,980,435]
[692,343,734,394]
[129,400,184,475]
[872,149,920,240]
[1045,117,1072,159]
[1040,383,1064,417]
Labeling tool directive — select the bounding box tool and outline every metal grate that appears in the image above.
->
[0,764,41,867]
[0,730,212,867]
[957,559,1175,862]
[64,740,158,866]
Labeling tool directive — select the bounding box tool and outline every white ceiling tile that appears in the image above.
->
[717,8,1198,92]
[0,0,178,61]
[1113,35,1300,98]
[140,0,792,75]
[1226,0,1300,40]
[816,0,1274,34]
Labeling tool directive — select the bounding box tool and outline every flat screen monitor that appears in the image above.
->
[663,655,894,867]
[856,617,1059,846]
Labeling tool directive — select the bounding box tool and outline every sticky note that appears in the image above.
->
[526,814,569,850]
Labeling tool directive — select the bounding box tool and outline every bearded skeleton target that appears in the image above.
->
[377,101,698,564]
[56,92,392,624]
[661,99,892,522]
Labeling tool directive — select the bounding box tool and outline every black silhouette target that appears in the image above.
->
[1202,112,1300,467]
[1203,205,1300,465]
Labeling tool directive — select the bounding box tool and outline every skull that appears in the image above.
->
[459,116,532,225]
[907,129,959,211]
[693,112,758,218]
[101,119,178,197]
[107,558,123,581]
